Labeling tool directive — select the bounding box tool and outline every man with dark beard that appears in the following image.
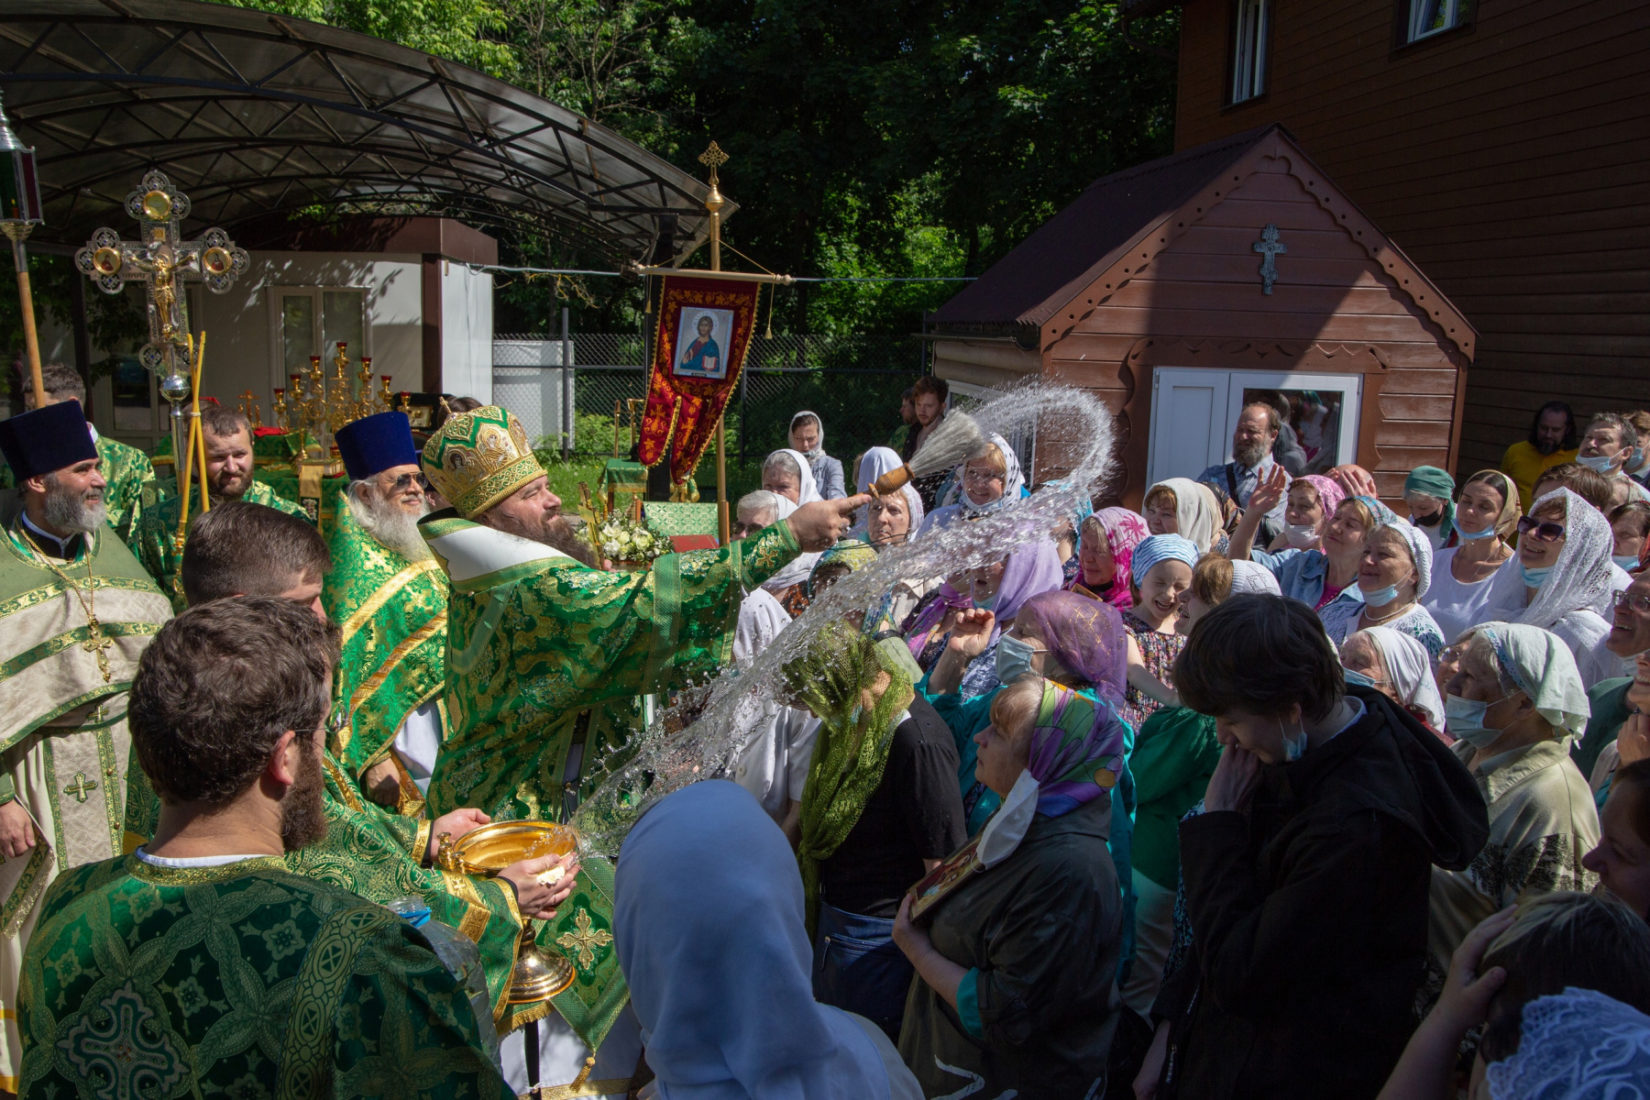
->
[17,597,514,1097]
[131,402,309,609]
[1502,399,1580,512]
[1197,400,1292,546]
[322,412,448,806]
[0,400,173,1090]
[416,404,868,1080]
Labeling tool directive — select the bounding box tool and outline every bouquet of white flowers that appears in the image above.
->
[596,512,668,567]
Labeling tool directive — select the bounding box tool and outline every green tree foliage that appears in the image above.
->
[203,0,1177,338]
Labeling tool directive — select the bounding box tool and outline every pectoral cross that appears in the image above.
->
[82,633,112,684]
[63,773,98,804]
[1252,223,1287,295]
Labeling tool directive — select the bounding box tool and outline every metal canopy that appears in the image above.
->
[0,0,728,263]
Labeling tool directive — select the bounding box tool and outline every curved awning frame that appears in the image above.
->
[0,0,727,263]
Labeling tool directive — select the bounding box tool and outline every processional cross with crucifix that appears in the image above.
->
[74,170,249,461]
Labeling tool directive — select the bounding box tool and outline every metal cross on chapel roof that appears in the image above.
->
[1252,223,1286,295]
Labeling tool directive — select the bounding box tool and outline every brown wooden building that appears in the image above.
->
[1150,0,1650,477]
[927,125,1475,506]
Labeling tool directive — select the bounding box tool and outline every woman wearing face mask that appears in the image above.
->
[1065,507,1149,609]
[788,410,845,500]
[1428,623,1599,981]
[1121,535,1199,732]
[1229,471,1375,611]
[1422,471,1519,642]
[905,542,1064,694]
[1404,465,1458,553]
[1610,501,1650,571]
[1135,595,1488,1100]
[893,678,1127,1098]
[1319,517,1447,658]
[1340,626,1448,736]
[1486,487,1619,685]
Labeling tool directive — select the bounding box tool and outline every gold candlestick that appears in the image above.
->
[272,388,288,432]
[379,374,394,413]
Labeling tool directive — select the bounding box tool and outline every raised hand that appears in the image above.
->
[947,608,997,659]
[1249,465,1289,515]
[787,494,873,551]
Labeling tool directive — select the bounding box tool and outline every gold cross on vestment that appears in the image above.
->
[63,773,98,804]
[556,908,614,972]
[83,634,113,684]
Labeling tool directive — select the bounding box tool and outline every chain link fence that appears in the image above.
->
[495,332,925,500]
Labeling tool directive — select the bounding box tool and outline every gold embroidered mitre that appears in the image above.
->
[420,405,545,518]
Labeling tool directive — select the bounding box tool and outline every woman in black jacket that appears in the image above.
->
[1134,595,1490,1100]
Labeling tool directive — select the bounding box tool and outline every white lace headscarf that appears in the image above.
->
[1491,488,1616,627]
[1487,986,1650,1099]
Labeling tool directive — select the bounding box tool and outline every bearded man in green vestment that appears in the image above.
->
[324,411,448,807]
[131,403,308,609]
[121,499,582,1089]
[416,405,866,1074]
[0,400,173,1092]
[19,595,514,1098]
[2,362,155,542]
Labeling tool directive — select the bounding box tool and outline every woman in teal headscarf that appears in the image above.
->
[782,621,968,1038]
[893,678,1125,1097]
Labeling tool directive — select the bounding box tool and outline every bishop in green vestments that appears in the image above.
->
[418,406,865,1052]
[131,406,307,609]
[0,400,173,1091]
[20,596,511,1099]
[323,412,449,805]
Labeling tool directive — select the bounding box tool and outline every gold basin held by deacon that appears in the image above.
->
[436,820,581,1003]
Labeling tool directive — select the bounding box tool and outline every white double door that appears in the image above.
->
[1145,368,1362,489]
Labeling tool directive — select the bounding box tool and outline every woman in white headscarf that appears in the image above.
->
[1488,487,1618,684]
[790,411,846,500]
[920,434,1026,535]
[614,781,921,1099]
[1143,478,1221,553]
[850,447,923,544]
[764,448,823,506]
[1340,626,1447,733]
[1319,516,1447,659]
[1428,621,1599,978]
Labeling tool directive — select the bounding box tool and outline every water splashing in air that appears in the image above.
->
[571,381,1117,855]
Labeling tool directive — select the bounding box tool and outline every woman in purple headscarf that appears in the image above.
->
[902,540,1066,682]
[1067,508,1150,611]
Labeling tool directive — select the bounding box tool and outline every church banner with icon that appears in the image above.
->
[638,275,761,483]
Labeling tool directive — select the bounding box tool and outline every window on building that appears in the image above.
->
[271,287,368,387]
[1229,0,1270,105]
[1405,0,1471,43]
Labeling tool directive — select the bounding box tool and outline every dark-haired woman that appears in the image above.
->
[1135,594,1490,1100]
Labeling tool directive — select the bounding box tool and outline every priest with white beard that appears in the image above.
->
[321,411,449,807]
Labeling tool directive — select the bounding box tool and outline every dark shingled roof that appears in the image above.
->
[930,125,1279,328]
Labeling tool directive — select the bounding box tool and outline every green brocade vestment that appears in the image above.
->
[321,492,449,779]
[131,479,310,610]
[122,753,532,1033]
[18,854,513,1099]
[0,521,171,1091]
[419,512,801,1047]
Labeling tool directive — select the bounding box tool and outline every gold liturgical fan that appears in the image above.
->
[437,821,580,1002]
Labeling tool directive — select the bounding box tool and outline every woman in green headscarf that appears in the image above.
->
[782,621,968,1039]
[1406,465,1458,552]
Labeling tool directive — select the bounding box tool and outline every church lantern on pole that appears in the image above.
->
[0,90,47,408]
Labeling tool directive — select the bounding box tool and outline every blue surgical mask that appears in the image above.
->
[1521,565,1553,588]
[1285,523,1321,549]
[1342,668,1378,689]
[1279,716,1308,762]
[1445,692,1507,748]
[995,635,1037,683]
[973,592,998,611]
[1615,555,1641,570]
[1579,453,1619,474]
[1456,522,1496,541]
[1359,582,1400,608]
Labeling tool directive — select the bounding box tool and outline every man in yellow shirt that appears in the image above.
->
[1501,400,1579,512]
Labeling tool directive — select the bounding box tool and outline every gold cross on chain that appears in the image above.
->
[82,634,113,684]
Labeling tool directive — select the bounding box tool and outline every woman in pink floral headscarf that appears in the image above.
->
[1066,507,1150,611]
